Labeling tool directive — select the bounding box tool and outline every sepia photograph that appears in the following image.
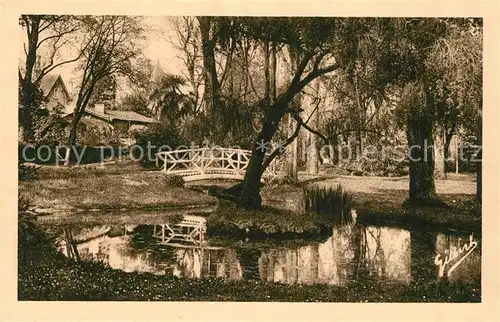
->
[16,13,485,305]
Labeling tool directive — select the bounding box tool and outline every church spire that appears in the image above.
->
[151,59,165,84]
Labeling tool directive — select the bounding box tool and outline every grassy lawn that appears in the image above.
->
[19,162,217,213]
[308,173,480,232]
[257,173,480,233]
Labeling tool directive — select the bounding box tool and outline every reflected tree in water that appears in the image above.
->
[62,226,80,262]
[236,248,262,280]
[411,231,438,282]
[359,226,411,284]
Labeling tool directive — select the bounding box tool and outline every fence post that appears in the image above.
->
[201,149,205,175]
[163,153,167,172]
[237,150,241,174]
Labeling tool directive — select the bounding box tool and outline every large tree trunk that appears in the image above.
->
[290,125,299,182]
[307,127,319,174]
[270,41,277,103]
[64,119,79,166]
[306,79,320,174]
[281,46,301,183]
[281,95,300,183]
[19,81,35,143]
[263,41,270,105]
[434,127,446,180]
[64,94,88,165]
[354,74,363,159]
[238,107,285,207]
[19,17,41,143]
[444,124,455,172]
[198,17,220,114]
[407,114,436,203]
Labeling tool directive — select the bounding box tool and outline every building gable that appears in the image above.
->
[40,75,71,112]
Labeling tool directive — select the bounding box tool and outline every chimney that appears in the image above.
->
[94,103,105,114]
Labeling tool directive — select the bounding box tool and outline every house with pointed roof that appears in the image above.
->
[38,73,159,145]
[39,74,72,113]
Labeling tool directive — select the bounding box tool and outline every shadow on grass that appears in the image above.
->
[355,188,481,234]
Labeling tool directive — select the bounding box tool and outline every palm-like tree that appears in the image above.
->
[149,74,196,124]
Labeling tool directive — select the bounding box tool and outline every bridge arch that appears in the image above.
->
[156,148,278,182]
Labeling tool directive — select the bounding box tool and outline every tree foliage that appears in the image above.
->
[18,15,83,142]
[65,15,145,157]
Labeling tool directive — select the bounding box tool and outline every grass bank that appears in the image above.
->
[19,162,217,214]
[206,201,333,238]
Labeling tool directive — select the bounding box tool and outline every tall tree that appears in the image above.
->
[18,15,82,142]
[197,16,221,114]
[426,19,482,193]
[375,18,450,203]
[233,17,363,207]
[89,73,117,107]
[168,16,204,113]
[65,15,144,164]
[149,74,195,124]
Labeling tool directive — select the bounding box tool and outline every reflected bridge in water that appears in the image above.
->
[152,215,209,247]
[57,219,481,286]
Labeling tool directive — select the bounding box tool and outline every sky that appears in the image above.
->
[142,16,185,76]
[19,16,185,96]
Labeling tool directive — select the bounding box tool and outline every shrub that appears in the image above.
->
[162,174,185,188]
[134,122,183,165]
[303,184,355,226]
[179,96,258,149]
[18,196,56,263]
[19,143,123,165]
[265,174,299,187]
[18,160,40,181]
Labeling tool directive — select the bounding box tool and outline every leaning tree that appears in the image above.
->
[223,17,373,208]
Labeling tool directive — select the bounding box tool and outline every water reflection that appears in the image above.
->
[58,222,481,286]
[361,226,411,284]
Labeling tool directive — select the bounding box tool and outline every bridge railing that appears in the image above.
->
[155,147,279,178]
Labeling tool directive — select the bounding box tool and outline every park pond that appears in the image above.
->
[54,216,481,287]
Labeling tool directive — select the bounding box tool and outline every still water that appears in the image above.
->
[57,220,481,286]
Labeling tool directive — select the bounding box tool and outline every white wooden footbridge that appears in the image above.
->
[155,147,279,182]
[152,215,223,250]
